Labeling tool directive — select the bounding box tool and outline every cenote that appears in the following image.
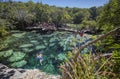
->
[0,30,92,74]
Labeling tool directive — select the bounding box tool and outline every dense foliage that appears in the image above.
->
[97,0,120,31]
[0,0,103,36]
[97,0,120,76]
[60,0,120,78]
[0,0,120,78]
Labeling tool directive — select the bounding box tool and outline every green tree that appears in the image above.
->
[89,6,97,20]
[97,0,120,31]
[60,10,72,25]
[73,9,90,24]
[81,18,96,30]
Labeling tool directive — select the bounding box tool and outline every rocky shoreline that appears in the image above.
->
[0,63,61,79]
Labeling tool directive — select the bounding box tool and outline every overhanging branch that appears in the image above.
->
[74,27,120,60]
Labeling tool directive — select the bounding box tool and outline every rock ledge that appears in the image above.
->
[0,63,61,79]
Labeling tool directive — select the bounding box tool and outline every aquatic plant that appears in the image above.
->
[49,38,56,42]
[22,48,32,53]
[10,60,27,67]
[3,50,13,57]
[0,51,5,58]
[0,49,27,68]
[0,31,88,74]
[30,40,38,43]
[35,45,46,50]
[8,52,26,62]
[12,32,26,38]
[49,43,55,47]
[43,61,56,74]
[0,50,13,58]
[57,53,66,61]
[19,44,33,48]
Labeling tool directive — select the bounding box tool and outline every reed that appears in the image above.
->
[60,53,115,79]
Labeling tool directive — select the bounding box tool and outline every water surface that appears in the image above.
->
[0,31,92,74]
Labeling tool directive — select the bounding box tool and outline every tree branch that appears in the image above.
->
[74,27,120,60]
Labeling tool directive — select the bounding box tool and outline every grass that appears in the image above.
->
[60,52,116,79]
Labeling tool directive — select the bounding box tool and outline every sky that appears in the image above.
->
[14,0,109,8]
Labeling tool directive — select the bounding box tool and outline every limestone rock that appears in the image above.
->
[0,63,61,79]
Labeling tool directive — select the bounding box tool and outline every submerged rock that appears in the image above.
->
[0,63,61,79]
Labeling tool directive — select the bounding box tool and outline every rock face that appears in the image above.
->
[0,64,61,79]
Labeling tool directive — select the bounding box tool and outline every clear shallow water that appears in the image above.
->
[0,31,92,74]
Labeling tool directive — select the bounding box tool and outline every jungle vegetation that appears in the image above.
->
[0,0,120,79]
[0,0,103,37]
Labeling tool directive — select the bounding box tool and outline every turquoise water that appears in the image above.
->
[0,31,92,74]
